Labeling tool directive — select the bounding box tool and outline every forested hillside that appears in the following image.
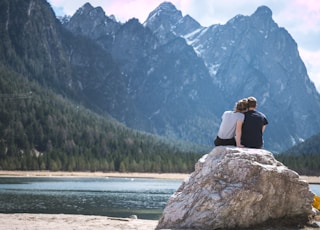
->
[1,0,320,176]
[275,154,320,176]
[275,133,320,176]
[0,0,207,172]
[0,66,206,172]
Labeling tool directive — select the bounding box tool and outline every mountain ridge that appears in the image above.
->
[2,0,320,153]
[141,2,320,151]
[59,1,320,151]
[0,0,207,172]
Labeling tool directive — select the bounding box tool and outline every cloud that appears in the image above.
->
[100,0,166,23]
[300,48,320,90]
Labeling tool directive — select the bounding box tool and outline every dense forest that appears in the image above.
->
[1,64,320,175]
[0,66,206,173]
[0,0,208,173]
[1,63,320,175]
[275,133,320,176]
[275,153,320,176]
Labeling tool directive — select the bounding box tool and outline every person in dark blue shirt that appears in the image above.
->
[241,97,268,148]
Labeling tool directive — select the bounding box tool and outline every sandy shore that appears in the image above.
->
[0,170,319,183]
[299,175,320,184]
[0,213,158,230]
[1,213,319,230]
[0,170,190,180]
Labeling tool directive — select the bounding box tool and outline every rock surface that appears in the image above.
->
[156,147,315,229]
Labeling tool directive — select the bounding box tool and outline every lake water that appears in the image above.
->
[0,177,319,220]
[0,177,182,220]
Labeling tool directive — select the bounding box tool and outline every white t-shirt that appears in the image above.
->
[217,111,244,139]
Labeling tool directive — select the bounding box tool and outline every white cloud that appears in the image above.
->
[299,48,320,91]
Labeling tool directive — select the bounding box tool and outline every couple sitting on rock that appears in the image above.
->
[214,96,268,149]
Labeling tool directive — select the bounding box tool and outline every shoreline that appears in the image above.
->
[299,175,320,184]
[0,170,189,180]
[0,213,158,230]
[0,170,319,183]
[0,213,318,230]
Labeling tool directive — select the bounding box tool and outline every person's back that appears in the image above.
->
[217,111,244,139]
[214,99,248,147]
[241,97,268,148]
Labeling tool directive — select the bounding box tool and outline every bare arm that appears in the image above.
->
[235,120,244,147]
[262,125,266,133]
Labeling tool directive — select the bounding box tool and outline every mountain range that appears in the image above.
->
[61,2,320,152]
[1,0,320,153]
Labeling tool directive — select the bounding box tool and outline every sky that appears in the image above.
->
[48,0,320,92]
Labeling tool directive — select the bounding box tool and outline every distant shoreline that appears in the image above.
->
[0,170,319,183]
[0,170,189,180]
[299,175,320,184]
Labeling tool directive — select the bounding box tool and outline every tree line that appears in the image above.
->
[275,132,320,176]
[1,65,320,175]
[275,153,320,176]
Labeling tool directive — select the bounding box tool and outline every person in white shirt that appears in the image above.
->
[214,98,248,147]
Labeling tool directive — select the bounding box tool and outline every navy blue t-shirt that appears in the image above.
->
[241,110,268,148]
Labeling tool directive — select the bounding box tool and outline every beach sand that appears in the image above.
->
[0,171,318,183]
[0,213,158,230]
[0,171,319,230]
[0,170,190,180]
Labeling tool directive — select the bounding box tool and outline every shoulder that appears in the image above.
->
[256,110,269,124]
[222,110,233,116]
[235,112,244,119]
[256,110,267,118]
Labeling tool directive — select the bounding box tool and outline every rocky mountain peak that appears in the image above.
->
[61,2,320,152]
[73,2,106,21]
[64,2,120,45]
[144,2,201,43]
[78,2,94,15]
[144,1,182,28]
[151,1,180,16]
[250,5,276,29]
[252,5,273,18]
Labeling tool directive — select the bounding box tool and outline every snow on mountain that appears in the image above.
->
[63,2,320,152]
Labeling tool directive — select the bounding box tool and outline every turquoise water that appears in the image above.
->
[310,184,320,195]
[0,177,319,220]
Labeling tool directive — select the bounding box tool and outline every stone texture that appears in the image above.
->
[156,146,315,229]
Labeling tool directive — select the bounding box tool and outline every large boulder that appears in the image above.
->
[157,146,315,229]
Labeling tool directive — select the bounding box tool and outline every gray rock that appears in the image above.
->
[156,146,315,229]
[129,215,138,219]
